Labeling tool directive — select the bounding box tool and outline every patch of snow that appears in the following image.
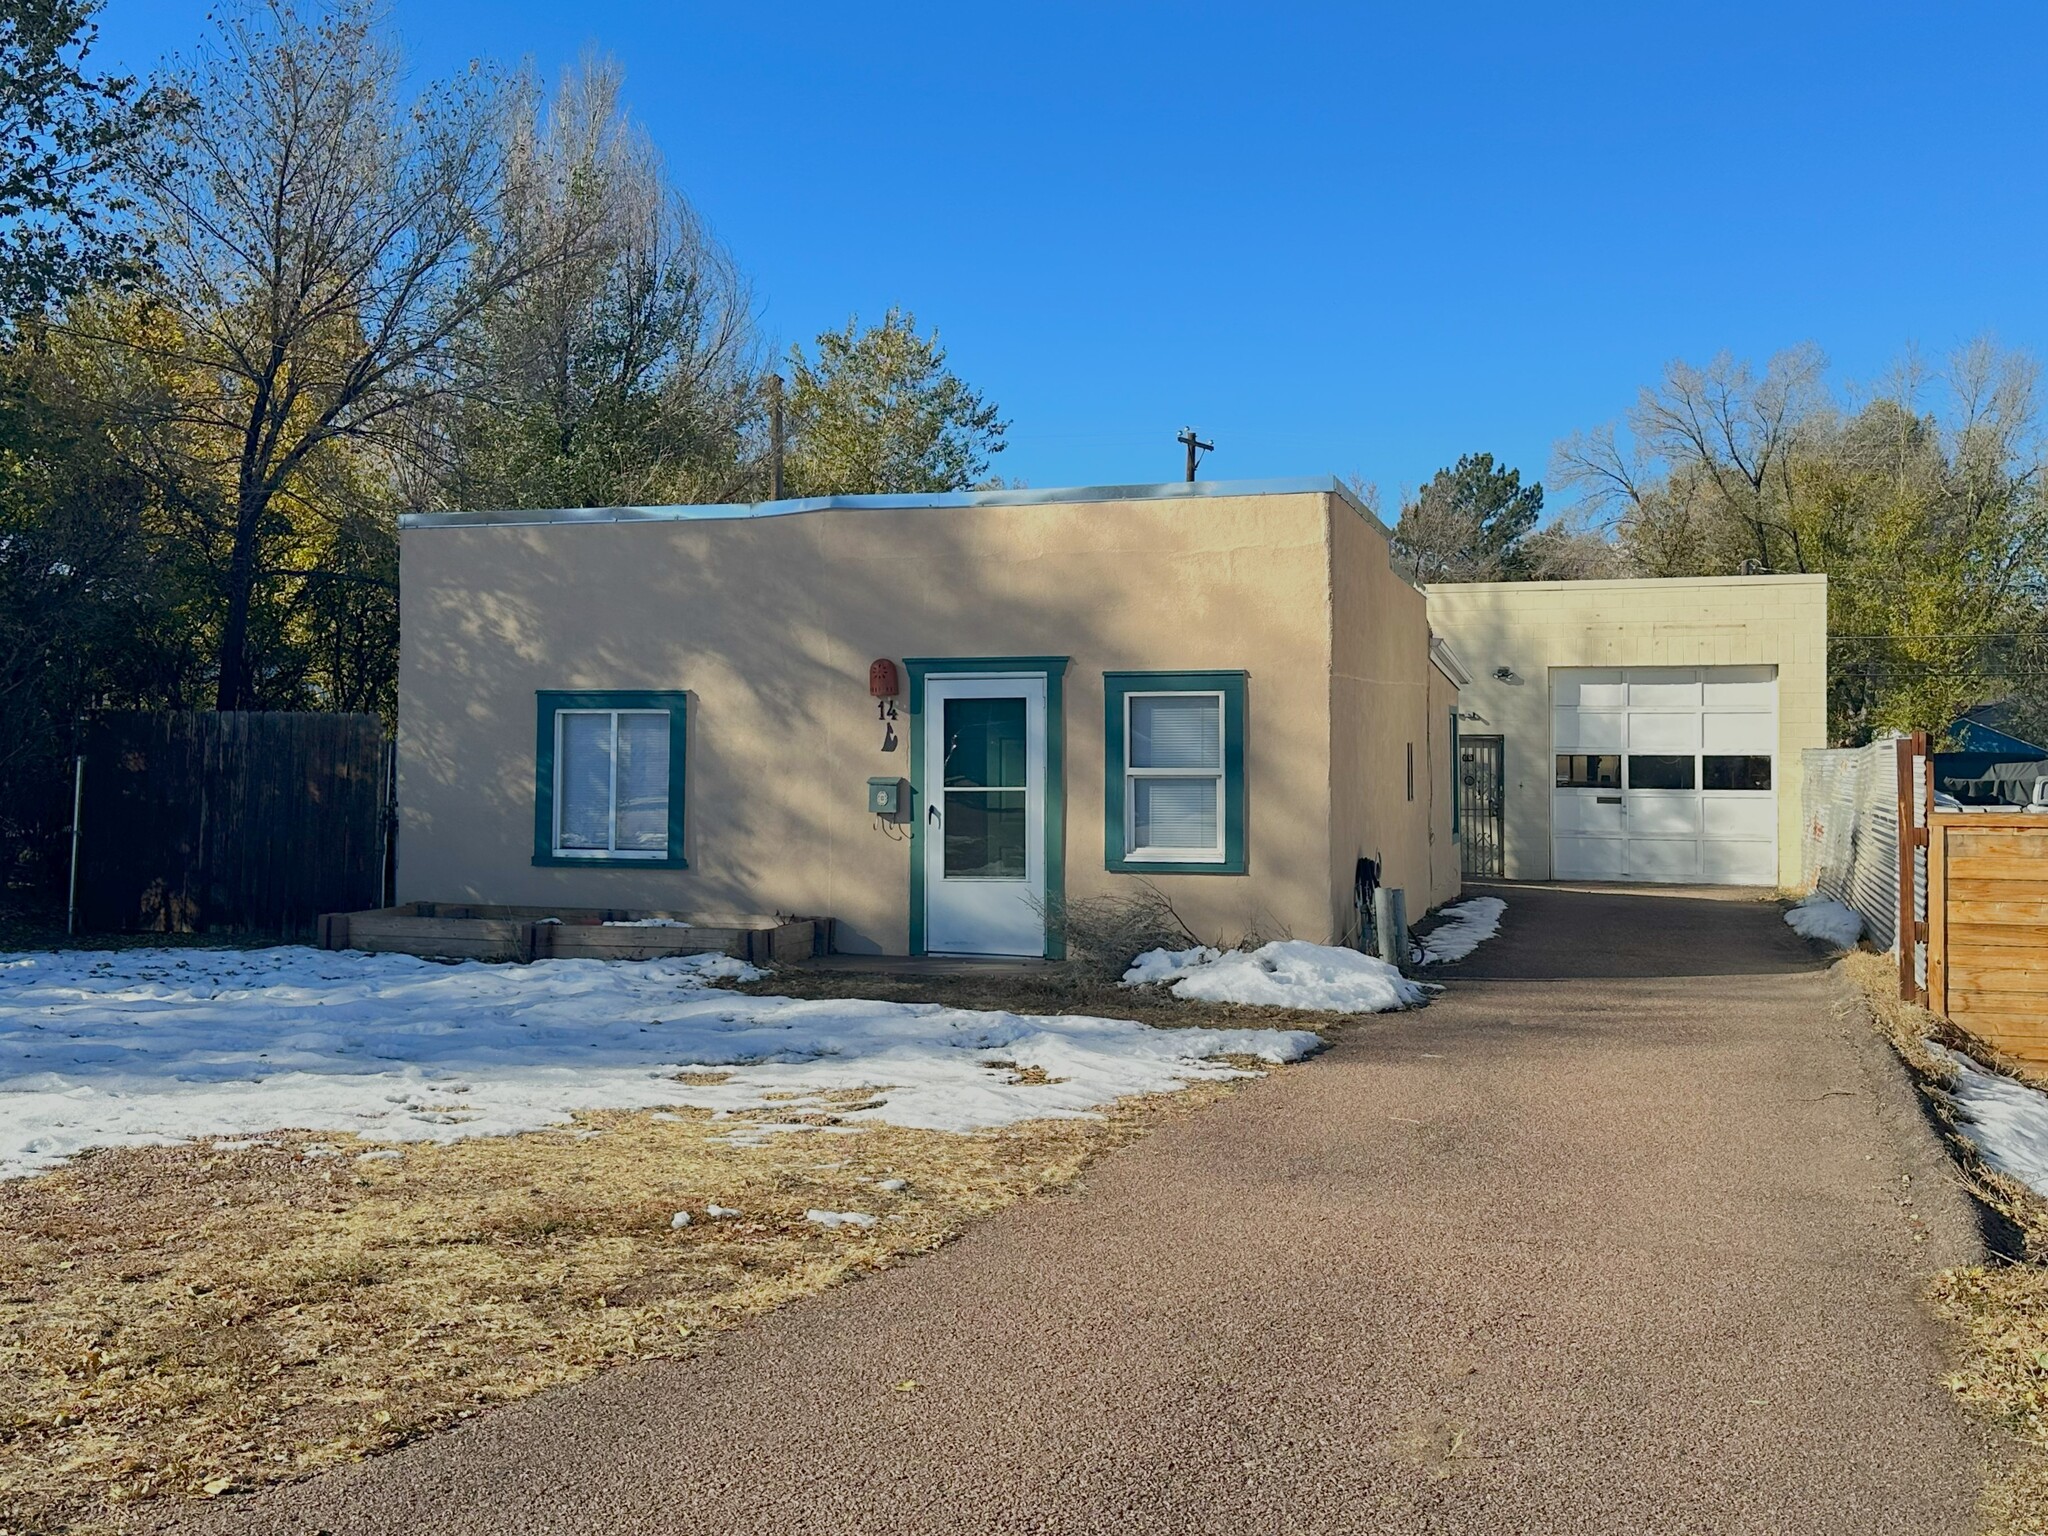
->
[355,1148,401,1163]
[705,1204,740,1219]
[1122,940,1428,1013]
[0,946,1323,1179]
[1926,1043,2048,1196]
[1785,897,1863,950]
[602,918,691,928]
[669,1210,692,1228]
[875,1178,908,1193]
[805,1209,876,1230]
[1416,897,1506,965]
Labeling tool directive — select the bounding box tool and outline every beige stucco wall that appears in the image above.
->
[1422,575,1828,887]
[400,489,1445,954]
[1325,506,1462,936]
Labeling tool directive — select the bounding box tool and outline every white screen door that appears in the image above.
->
[924,675,1046,955]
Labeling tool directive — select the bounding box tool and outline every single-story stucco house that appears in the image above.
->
[396,479,1464,958]
[1424,573,1828,888]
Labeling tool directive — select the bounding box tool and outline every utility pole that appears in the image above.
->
[767,373,786,500]
[1176,426,1213,482]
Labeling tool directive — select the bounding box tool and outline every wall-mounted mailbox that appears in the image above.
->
[867,776,907,818]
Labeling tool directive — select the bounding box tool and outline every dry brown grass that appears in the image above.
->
[736,963,1346,1034]
[0,1059,1265,1536]
[1838,948,2048,1534]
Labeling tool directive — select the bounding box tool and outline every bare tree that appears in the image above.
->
[1629,345,1829,571]
[426,56,761,511]
[1558,339,2048,741]
[1552,424,1717,575]
[73,0,581,708]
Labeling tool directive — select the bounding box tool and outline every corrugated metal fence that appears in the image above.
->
[1800,737,1904,953]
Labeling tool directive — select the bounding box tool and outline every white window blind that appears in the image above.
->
[1126,693,1224,859]
[556,710,669,857]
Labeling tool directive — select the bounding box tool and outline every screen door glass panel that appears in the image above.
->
[944,698,1027,788]
[943,697,1027,878]
[943,791,1027,877]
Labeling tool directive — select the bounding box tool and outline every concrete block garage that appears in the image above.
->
[1424,575,1828,888]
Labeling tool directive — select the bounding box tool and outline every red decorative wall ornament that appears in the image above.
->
[868,659,901,699]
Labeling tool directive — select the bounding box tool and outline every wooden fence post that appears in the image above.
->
[1897,729,1930,1005]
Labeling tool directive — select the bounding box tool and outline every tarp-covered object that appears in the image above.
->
[1936,755,2048,807]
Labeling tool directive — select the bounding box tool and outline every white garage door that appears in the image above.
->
[1551,666,1778,884]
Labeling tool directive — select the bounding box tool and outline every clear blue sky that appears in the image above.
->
[91,0,2048,508]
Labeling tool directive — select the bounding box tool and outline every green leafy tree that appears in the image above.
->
[0,0,160,321]
[783,308,1007,496]
[1390,452,1545,583]
[0,351,208,876]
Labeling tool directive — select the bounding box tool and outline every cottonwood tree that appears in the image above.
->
[1554,340,2048,742]
[783,308,1007,496]
[74,0,579,710]
[1389,452,1545,583]
[1554,345,1830,575]
[1806,346,2048,741]
[429,57,760,511]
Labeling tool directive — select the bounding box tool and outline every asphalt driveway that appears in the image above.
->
[165,884,1991,1535]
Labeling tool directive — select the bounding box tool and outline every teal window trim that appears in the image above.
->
[532,690,690,868]
[1103,671,1247,875]
[905,657,1068,960]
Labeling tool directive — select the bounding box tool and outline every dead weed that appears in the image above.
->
[0,1080,1244,1535]
[1838,948,2048,1533]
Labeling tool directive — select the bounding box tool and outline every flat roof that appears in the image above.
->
[399,475,1384,532]
[1423,572,1826,593]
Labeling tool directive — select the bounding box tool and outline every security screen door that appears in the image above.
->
[1459,734,1505,878]
[923,675,1047,955]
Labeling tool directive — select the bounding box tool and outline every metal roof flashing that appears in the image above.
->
[398,476,1391,535]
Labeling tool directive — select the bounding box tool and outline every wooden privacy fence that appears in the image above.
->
[76,712,392,936]
[1927,812,2048,1064]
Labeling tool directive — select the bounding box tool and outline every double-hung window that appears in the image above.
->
[533,692,688,867]
[1104,671,1247,874]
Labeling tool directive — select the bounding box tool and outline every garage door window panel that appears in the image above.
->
[1556,754,1621,788]
[1628,754,1695,790]
[1704,755,1772,791]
